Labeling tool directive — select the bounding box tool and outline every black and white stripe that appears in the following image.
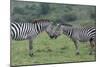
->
[11,19,55,56]
[54,24,96,55]
[62,26,96,42]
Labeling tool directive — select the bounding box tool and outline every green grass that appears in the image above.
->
[11,32,96,66]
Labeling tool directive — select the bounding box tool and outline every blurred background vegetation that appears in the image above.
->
[11,0,96,26]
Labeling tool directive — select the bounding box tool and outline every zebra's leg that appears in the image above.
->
[29,38,33,57]
[72,40,80,55]
[94,40,96,54]
[94,41,96,55]
[89,40,95,55]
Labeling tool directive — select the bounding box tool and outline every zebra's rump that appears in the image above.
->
[11,22,36,40]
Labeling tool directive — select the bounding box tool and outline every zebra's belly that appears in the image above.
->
[13,36,27,40]
[78,36,90,42]
[79,39,89,42]
[71,34,89,42]
[12,33,29,40]
[72,37,89,42]
[15,31,37,40]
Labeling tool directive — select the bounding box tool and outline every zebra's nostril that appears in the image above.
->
[49,35,56,39]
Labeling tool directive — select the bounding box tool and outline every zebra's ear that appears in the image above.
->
[57,23,62,28]
[51,22,55,26]
[54,24,63,34]
[46,23,54,31]
[53,23,61,31]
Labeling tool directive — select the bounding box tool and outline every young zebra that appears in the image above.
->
[11,19,56,57]
[53,23,96,55]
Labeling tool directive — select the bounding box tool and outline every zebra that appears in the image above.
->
[52,23,96,55]
[11,19,56,57]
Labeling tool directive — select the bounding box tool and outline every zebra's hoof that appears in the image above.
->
[76,52,80,55]
[29,53,34,57]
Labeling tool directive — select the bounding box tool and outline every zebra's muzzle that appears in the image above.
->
[49,35,57,39]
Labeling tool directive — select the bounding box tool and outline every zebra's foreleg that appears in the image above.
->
[29,38,33,57]
[72,40,80,55]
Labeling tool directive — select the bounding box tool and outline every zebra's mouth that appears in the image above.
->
[49,35,57,39]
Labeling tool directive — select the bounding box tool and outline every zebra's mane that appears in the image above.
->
[32,19,50,23]
[60,23,72,27]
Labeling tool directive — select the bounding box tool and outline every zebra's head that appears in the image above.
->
[46,23,59,39]
[51,23,73,39]
[46,23,62,39]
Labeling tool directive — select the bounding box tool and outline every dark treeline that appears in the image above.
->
[11,0,96,26]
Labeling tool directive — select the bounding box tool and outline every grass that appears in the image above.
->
[11,32,96,66]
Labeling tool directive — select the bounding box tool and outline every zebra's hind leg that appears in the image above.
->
[72,40,80,55]
[29,38,34,57]
[89,40,95,55]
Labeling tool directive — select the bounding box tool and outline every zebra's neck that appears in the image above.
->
[63,26,73,37]
[33,22,50,34]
